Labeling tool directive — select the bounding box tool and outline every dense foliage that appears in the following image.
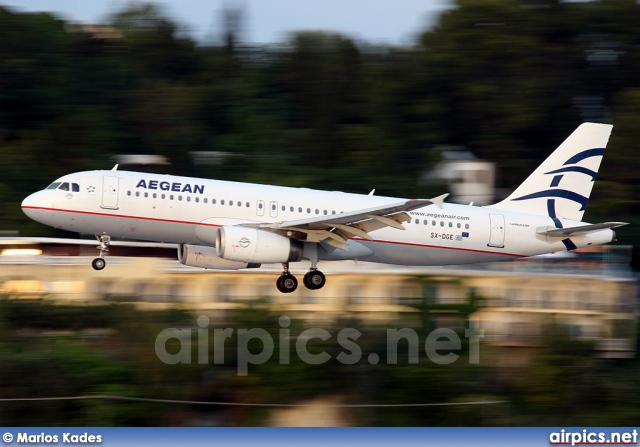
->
[0,299,638,426]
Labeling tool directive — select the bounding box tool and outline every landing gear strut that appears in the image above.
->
[276,263,298,293]
[92,234,110,271]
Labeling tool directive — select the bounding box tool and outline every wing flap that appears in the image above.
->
[329,223,373,240]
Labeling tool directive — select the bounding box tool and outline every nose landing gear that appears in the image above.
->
[92,234,110,271]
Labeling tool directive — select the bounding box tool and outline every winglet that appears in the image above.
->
[430,193,449,209]
[111,164,119,171]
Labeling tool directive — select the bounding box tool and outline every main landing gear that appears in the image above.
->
[276,263,327,293]
[303,269,326,290]
[92,234,110,271]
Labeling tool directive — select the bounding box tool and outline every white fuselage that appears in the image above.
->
[21,170,614,267]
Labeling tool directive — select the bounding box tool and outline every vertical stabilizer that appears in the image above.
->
[490,122,612,222]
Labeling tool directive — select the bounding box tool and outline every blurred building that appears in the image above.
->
[189,151,237,166]
[66,23,124,40]
[0,238,636,362]
[114,154,171,166]
[420,149,495,205]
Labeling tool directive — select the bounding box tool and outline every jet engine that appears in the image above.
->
[178,244,260,269]
[216,226,303,264]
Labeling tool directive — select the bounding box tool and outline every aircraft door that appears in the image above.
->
[101,176,119,210]
[269,201,278,218]
[488,213,505,248]
[256,200,265,216]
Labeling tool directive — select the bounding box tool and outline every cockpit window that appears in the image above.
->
[45,182,78,192]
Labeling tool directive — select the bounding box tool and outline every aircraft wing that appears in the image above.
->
[243,193,449,250]
[537,222,628,237]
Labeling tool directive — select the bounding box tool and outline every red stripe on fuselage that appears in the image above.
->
[359,238,523,258]
[22,205,220,227]
[22,206,526,258]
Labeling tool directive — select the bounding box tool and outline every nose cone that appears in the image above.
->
[21,192,43,221]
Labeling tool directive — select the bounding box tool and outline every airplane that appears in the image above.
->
[21,122,628,293]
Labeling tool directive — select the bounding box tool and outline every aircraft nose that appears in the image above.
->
[21,192,42,220]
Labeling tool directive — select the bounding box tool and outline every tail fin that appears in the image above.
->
[491,122,613,221]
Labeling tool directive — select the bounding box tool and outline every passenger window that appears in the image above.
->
[72,183,80,192]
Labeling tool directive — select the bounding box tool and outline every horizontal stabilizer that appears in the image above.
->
[537,222,628,237]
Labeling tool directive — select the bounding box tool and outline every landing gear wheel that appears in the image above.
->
[303,270,326,290]
[92,258,106,271]
[276,274,298,293]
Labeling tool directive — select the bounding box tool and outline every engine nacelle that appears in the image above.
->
[178,244,260,270]
[216,226,303,264]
